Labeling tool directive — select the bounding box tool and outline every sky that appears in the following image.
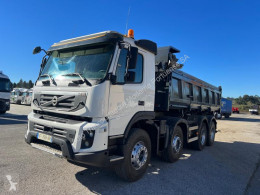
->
[0,0,259,98]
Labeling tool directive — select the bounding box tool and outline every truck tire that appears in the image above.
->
[224,114,229,118]
[206,122,216,146]
[115,128,151,182]
[162,125,183,163]
[191,122,207,150]
[0,102,7,114]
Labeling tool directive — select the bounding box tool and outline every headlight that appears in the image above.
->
[81,130,95,149]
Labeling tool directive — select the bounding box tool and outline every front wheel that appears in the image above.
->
[0,111,6,114]
[225,114,230,118]
[115,128,151,182]
[162,126,183,163]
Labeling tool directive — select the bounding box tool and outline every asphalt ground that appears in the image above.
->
[0,104,259,194]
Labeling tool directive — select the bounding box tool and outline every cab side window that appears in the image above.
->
[115,49,128,83]
[115,48,143,83]
[128,54,143,83]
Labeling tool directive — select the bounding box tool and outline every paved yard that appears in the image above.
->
[0,104,259,194]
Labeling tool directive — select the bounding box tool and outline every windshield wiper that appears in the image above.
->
[62,73,92,86]
[39,74,56,85]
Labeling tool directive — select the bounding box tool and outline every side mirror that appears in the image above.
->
[128,46,138,69]
[125,71,135,82]
[33,46,42,54]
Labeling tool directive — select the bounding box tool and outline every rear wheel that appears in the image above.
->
[115,128,151,182]
[191,123,207,150]
[0,102,7,114]
[207,122,216,146]
[162,126,183,163]
[224,114,229,118]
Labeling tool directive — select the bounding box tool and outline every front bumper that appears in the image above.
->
[25,130,111,167]
[25,112,113,167]
[0,99,10,111]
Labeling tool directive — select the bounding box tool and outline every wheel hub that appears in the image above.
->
[210,128,215,141]
[131,141,148,170]
[172,136,182,152]
[201,129,206,145]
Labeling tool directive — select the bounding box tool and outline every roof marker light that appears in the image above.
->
[128,29,134,38]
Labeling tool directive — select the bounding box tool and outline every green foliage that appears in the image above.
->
[12,79,34,89]
[232,95,260,105]
[228,95,260,112]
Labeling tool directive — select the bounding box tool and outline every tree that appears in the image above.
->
[23,81,27,88]
[28,80,34,88]
[17,79,23,88]
[12,79,34,89]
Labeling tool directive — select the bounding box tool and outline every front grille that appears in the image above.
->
[40,94,75,109]
[33,123,76,143]
[33,110,92,122]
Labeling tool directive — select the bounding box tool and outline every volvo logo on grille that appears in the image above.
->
[52,96,58,106]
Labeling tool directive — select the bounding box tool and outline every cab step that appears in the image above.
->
[187,137,198,143]
[109,155,124,162]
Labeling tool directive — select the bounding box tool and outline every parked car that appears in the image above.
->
[232,107,239,114]
[249,105,259,115]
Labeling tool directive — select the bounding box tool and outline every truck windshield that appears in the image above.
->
[40,44,115,82]
[0,78,11,92]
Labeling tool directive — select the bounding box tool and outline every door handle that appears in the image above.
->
[138,101,145,106]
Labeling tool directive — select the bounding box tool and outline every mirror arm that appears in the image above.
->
[125,46,132,78]
[41,49,47,55]
[125,56,130,77]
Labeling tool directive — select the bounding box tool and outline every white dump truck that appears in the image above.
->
[21,89,33,105]
[0,71,11,114]
[10,88,28,104]
[25,30,221,181]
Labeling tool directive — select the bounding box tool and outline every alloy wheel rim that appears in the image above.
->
[210,127,215,141]
[172,136,182,153]
[201,129,206,145]
[131,141,148,170]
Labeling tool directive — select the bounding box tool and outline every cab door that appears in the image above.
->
[108,47,146,136]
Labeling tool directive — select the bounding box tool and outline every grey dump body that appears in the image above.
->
[155,47,221,112]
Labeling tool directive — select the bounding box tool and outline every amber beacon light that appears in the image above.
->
[127,29,134,38]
